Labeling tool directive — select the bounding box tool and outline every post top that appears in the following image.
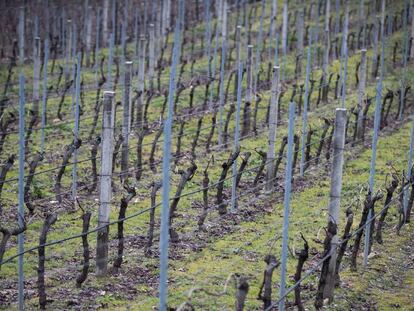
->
[103,91,116,97]
[336,108,347,112]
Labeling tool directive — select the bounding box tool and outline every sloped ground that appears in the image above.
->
[117,119,414,310]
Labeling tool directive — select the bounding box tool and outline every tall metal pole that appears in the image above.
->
[121,61,133,183]
[72,53,81,205]
[300,32,313,176]
[159,1,185,310]
[231,62,244,211]
[340,0,349,108]
[278,102,296,311]
[19,6,25,66]
[41,38,49,153]
[218,0,227,146]
[18,73,26,311]
[363,77,382,267]
[281,0,288,80]
[399,0,409,120]
[323,108,347,301]
[363,0,386,266]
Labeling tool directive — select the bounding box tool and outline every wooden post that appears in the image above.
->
[266,66,280,191]
[356,49,367,139]
[121,62,132,183]
[96,91,115,277]
[323,108,347,301]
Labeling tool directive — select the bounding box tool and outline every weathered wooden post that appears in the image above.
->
[96,91,115,277]
[266,66,280,191]
[356,49,367,139]
[323,108,347,301]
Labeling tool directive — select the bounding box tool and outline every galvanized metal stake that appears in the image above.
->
[363,77,382,267]
[279,102,296,311]
[72,53,81,205]
[299,32,313,176]
[41,38,49,153]
[159,1,185,309]
[18,73,26,311]
[231,62,244,211]
[218,0,228,146]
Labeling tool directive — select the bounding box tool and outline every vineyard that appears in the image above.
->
[0,0,414,310]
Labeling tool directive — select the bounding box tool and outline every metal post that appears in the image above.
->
[149,23,155,88]
[340,0,349,108]
[95,8,101,69]
[19,6,25,66]
[159,1,185,309]
[253,0,265,99]
[281,0,288,80]
[399,0,409,120]
[121,61,132,183]
[107,33,114,89]
[41,38,49,153]
[18,73,25,311]
[300,32,313,176]
[72,54,81,205]
[356,49,367,139]
[404,102,414,219]
[103,0,109,45]
[218,0,227,146]
[231,62,244,211]
[242,45,253,135]
[33,37,41,119]
[363,77,382,267]
[266,66,280,191]
[278,102,296,311]
[324,108,347,301]
[96,91,115,277]
[136,35,146,129]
